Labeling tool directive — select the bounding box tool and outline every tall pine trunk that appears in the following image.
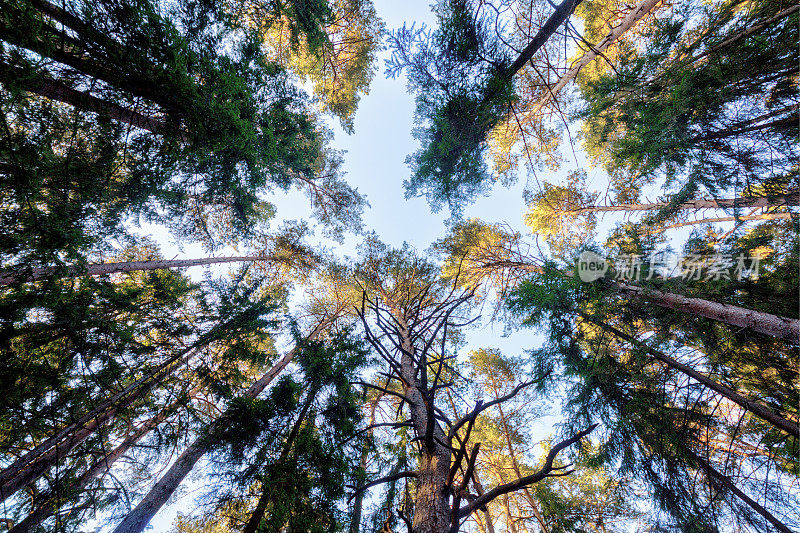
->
[693,454,792,533]
[566,191,798,216]
[505,0,584,80]
[614,282,800,343]
[350,394,382,533]
[0,60,167,135]
[9,390,198,533]
[112,318,333,533]
[510,262,799,342]
[395,316,451,533]
[0,349,195,503]
[0,256,270,286]
[645,212,793,233]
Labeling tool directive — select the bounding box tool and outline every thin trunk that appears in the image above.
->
[694,455,792,533]
[536,0,663,109]
[690,107,798,143]
[0,60,167,135]
[580,312,800,437]
[471,475,495,533]
[241,384,319,533]
[495,403,549,533]
[350,395,382,533]
[501,494,519,533]
[0,256,271,286]
[112,319,333,533]
[506,0,584,80]
[644,212,794,233]
[565,191,799,216]
[10,389,198,533]
[0,348,195,503]
[611,4,799,105]
[614,282,800,343]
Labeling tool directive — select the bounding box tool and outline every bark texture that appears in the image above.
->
[506,0,584,79]
[694,455,793,533]
[396,316,451,533]
[616,282,800,344]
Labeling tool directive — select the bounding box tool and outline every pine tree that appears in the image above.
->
[578,0,798,205]
[505,232,799,531]
[386,0,583,212]
[349,238,596,533]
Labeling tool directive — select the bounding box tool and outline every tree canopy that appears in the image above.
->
[1,0,797,532]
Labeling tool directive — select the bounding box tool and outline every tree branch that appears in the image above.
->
[458,424,597,517]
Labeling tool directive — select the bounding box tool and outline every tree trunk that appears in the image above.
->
[615,282,800,343]
[9,389,198,533]
[350,394,382,533]
[395,317,451,533]
[471,475,496,533]
[645,212,794,232]
[580,312,800,437]
[506,0,584,80]
[0,4,173,111]
[0,256,271,286]
[242,383,319,533]
[690,106,798,143]
[694,455,792,533]
[112,318,332,533]
[536,0,663,109]
[496,403,550,533]
[0,60,168,135]
[567,191,799,216]
[0,348,195,503]
[505,261,800,343]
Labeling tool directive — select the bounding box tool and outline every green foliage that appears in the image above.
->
[578,0,798,203]
[252,0,384,132]
[386,0,516,214]
[196,328,369,533]
[508,235,800,530]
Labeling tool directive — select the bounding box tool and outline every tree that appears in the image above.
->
[504,222,799,531]
[350,239,596,533]
[578,0,798,205]
[9,388,198,533]
[436,219,800,342]
[0,219,322,286]
[465,348,640,533]
[247,0,385,133]
[386,0,583,213]
[0,0,366,245]
[1,261,288,531]
[165,328,370,533]
[110,313,339,533]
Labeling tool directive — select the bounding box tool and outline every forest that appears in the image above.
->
[0,0,797,531]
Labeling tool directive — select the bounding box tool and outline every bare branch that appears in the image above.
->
[458,424,598,517]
